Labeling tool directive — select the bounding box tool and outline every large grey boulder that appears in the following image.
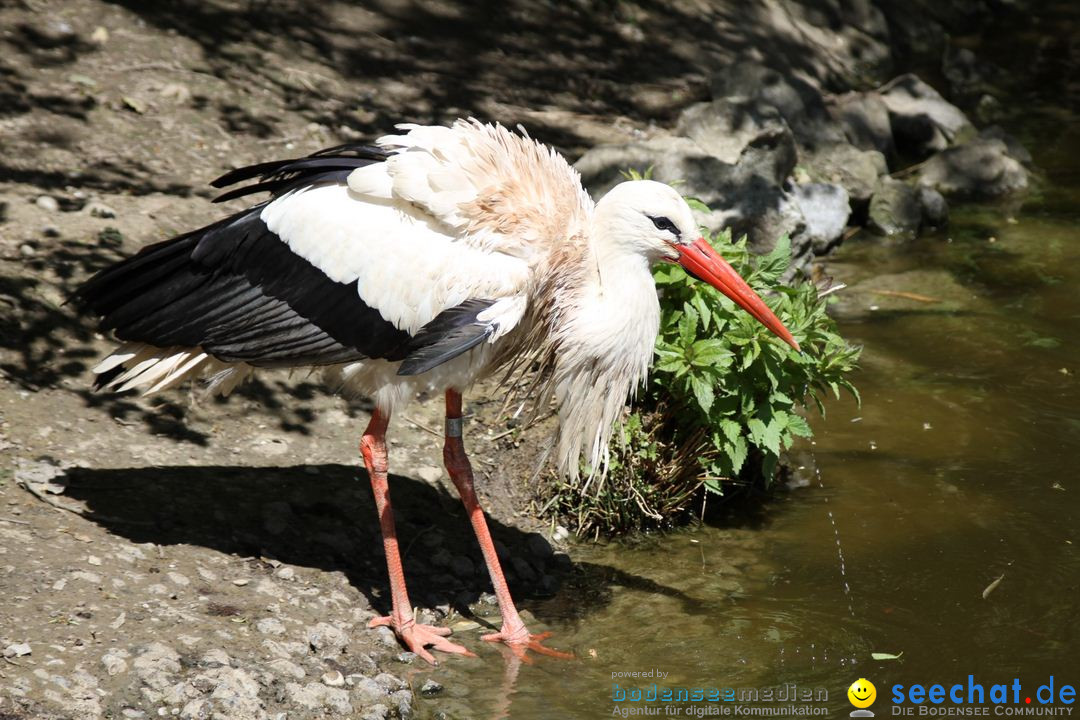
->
[803,143,888,203]
[879,74,975,158]
[709,61,845,149]
[790,182,851,254]
[828,91,896,160]
[574,102,804,255]
[676,98,788,165]
[917,136,1029,199]
[867,177,922,236]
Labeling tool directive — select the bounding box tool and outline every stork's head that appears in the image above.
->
[595,180,800,351]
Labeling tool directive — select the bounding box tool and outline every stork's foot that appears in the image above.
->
[369,616,475,665]
[482,624,575,662]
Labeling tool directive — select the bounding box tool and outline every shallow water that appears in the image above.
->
[415,6,1080,717]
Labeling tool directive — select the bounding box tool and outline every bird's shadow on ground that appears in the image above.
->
[58,463,696,627]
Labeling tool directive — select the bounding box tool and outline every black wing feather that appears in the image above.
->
[75,143,500,376]
[397,300,498,376]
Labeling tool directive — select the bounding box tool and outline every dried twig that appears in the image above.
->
[403,416,441,438]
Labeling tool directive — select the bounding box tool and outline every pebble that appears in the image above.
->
[231,578,250,586]
[273,566,295,581]
[200,648,231,667]
[87,201,117,218]
[267,657,305,679]
[256,617,286,635]
[19,243,36,257]
[306,622,348,654]
[416,465,442,483]
[133,643,181,691]
[101,650,129,675]
[420,679,443,697]
[35,195,59,212]
[4,642,31,657]
[395,651,417,664]
[167,571,190,586]
[321,670,345,687]
[286,681,352,714]
[87,555,102,566]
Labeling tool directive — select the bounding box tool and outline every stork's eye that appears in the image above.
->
[649,215,680,237]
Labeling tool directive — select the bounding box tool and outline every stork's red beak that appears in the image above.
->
[676,237,800,352]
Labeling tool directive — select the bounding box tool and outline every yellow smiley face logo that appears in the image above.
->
[848,678,877,708]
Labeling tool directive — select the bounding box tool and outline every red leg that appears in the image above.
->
[443,390,573,661]
[361,407,474,665]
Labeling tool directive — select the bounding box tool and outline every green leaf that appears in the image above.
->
[719,419,742,445]
[786,413,813,438]
[726,436,748,474]
[690,375,715,413]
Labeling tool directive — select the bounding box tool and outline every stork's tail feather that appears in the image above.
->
[92,343,252,396]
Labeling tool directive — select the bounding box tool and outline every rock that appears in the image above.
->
[916,186,949,228]
[306,622,348,655]
[35,195,60,212]
[710,61,844,149]
[192,667,265,720]
[450,555,474,577]
[267,657,305,679]
[351,675,387,705]
[200,649,231,667]
[232,578,250,586]
[86,201,117,218]
[829,91,895,160]
[374,673,407,693]
[879,74,974,158]
[430,547,453,568]
[804,143,888,203]
[396,651,417,664]
[979,126,1032,166]
[286,682,352,714]
[133,643,181,691]
[573,124,802,254]
[273,566,295,581]
[420,679,443,697]
[167,571,190,586]
[19,243,37,256]
[101,650,129,675]
[179,699,211,720]
[256,617,286,635]
[867,177,922,236]
[917,137,1028,199]
[321,670,345,687]
[526,533,553,559]
[360,705,390,720]
[675,98,788,164]
[416,465,442,483]
[4,642,31,658]
[511,556,536,582]
[790,183,851,254]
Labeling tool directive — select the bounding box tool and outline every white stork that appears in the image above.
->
[75,119,799,664]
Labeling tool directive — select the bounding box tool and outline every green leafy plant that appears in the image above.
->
[539,220,861,537]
